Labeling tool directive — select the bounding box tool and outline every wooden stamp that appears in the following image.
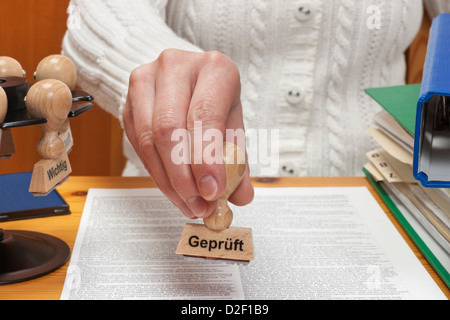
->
[35,55,77,153]
[0,56,23,159]
[177,223,254,262]
[34,54,77,90]
[176,142,254,262]
[0,56,25,77]
[25,79,73,196]
[0,86,15,159]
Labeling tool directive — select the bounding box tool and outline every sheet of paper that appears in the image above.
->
[61,187,446,300]
[60,188,244,300]
[234,188,446,299]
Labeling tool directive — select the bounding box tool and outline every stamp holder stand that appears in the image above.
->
[0,56,94,285]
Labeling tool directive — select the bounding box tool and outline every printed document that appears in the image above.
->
[61,187,446,300]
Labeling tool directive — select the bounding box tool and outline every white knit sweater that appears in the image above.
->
[62,0,450,177]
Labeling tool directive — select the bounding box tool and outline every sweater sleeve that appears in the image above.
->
[424,0,450,19]
[62,0,202,124]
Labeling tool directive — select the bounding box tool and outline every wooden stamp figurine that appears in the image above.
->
[0,86,15,159]
[0,56,25,77]
[0,56,24,159]
[0,87,6,123]
[26,79,73,196]
[35,54,77,153]
[176,142,254,263]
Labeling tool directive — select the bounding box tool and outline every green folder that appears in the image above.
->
[364,165,450,288]
[365,84,420,136]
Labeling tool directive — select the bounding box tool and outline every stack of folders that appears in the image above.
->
[364,84,450,287]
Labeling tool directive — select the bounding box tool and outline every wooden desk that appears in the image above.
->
[0,176,448,300]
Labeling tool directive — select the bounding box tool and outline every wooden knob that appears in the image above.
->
[203,142,247,231]
[0,56,24,77]
[25,79,73,159]
[0,86,6,123]
[35,55,77,90]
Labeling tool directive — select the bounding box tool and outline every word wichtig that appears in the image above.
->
[47,160,68,181]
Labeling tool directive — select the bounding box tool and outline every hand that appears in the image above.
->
[123,49,254,219]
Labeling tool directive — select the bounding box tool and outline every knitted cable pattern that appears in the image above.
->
[212,1,230,54]
[326,0,356,176]
[181,0,198,44]
[359,0,380,127]
[244,0,267,123]
[380,0,408,87]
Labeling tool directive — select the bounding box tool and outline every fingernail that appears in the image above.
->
[187,196,208,218]
[198,175,218,201]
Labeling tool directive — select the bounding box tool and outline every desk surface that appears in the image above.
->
[0,176,448,300]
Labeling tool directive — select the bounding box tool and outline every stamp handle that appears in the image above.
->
[25,79,73,159]
[34,54,77,90]
[203,142,246,231]
[0,86,6,123]
[0,56,24,77]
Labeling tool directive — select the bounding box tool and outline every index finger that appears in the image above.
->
[187,52,252,206]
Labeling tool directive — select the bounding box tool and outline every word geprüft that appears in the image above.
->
[188,235,244,252]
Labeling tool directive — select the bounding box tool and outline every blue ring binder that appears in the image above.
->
[414,14,450,188]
